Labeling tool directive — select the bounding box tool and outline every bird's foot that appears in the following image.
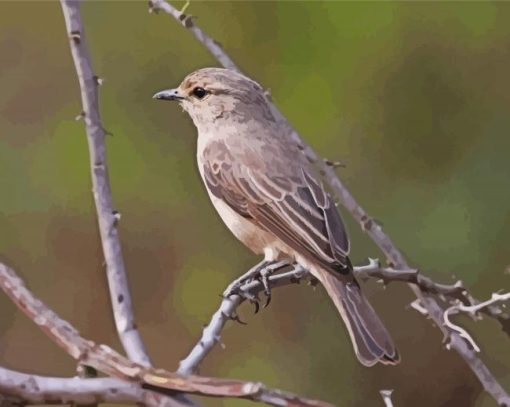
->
[223,260,289,312]
[223,260,272,298]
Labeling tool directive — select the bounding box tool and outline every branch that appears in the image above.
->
[149,0,239,71]
[444,292,510,353]
[355,258,469,302]
[60,0,149,366]
[0,366,178,406]
[149,2,510,404]
[178,266,307,375]
[0,262,333,407]
[178,257,496,375]
[320,180,510,405]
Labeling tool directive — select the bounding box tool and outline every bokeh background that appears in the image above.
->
[1,1,509,406]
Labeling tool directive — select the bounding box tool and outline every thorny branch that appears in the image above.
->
[150,1,510,405]
[179,259,489,375]
[60,2,200,406]
[355,258,468,301]
[60,0,150,366]
[0,262,334,407]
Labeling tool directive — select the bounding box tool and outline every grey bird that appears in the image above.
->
[154,67,399,366]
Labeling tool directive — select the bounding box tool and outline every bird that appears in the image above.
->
[153,67,399,366]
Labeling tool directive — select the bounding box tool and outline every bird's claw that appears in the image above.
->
[222,259,289,313]
[258,269,272,308]
[243,290,261,314]
[223,285,261,314]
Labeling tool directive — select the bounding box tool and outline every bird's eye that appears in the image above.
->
[192,87,207,99]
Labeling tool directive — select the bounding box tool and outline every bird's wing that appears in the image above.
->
[202,150,351,273]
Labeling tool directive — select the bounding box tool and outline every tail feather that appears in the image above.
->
[313,267,400,366]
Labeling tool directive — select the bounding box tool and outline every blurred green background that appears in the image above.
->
[1,1,509,406]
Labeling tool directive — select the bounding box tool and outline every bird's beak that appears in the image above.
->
[152,88,184,101]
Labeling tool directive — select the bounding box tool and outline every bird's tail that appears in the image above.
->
[312,267,400,366]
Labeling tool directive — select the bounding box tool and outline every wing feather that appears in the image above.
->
[202,153,350,272]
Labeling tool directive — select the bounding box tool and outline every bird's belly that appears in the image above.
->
[208,194,273,255]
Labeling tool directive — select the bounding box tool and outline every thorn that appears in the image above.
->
[360,215,373,232]
[70,30,81,44]
[112,210,121,226]
[94,76,105,86]
[214,335,226,349]
[103,128,113,137]
[373,218,384,227]
[222,311,247,325]
[324,158,346,169]
[181,14,195,28]
[75,111,85,121]
[147,0,159,13]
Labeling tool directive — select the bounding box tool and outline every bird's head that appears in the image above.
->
[153,67,275,130]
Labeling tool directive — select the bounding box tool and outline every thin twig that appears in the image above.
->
[444,292,510,353]
[60,0,149,367]
[149,0,239,71]
[150,2,510,404]
[0,262,334,407]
